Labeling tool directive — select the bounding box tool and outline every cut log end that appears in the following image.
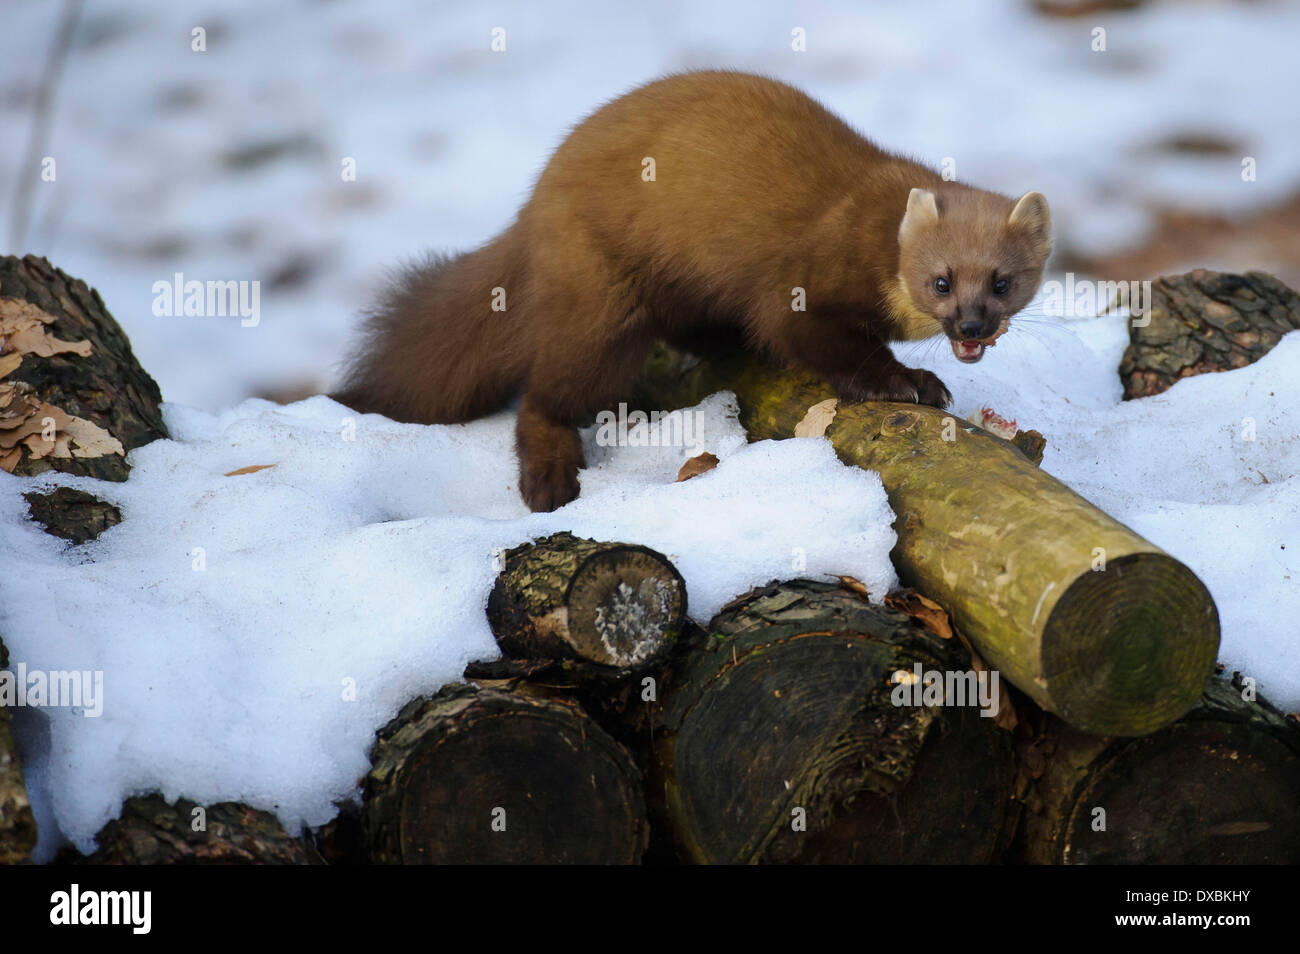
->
[566,545,687,668]
[365,686,647,864]
[487,532,686,669]
[1043,552,1220,736]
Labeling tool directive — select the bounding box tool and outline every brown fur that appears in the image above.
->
[335,71,1052,511]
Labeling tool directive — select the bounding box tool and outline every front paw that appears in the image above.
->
[839,368,952,409]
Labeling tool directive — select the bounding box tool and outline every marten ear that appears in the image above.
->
[899,188,940,244]
[1008,192,1052,253]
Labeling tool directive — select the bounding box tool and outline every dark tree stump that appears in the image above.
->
[0,254,166,482]
[23,487,122,545]
[649,580,1017,864]
[84,794,318,864]
[0,639,37,864]
[1016,675,1300,864]
[487,532,687,669]
[1120,270,1300,400]
[363,684,648,864]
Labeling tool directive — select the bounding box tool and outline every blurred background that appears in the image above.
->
[1,0,1297,410]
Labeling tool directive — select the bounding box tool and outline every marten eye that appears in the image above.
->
[933,277,950,295]
[992,277,1010,295]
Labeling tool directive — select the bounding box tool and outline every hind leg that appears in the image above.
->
[514,322,656,511]
[516,392,585,512]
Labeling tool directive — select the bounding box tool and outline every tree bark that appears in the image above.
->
[83,794,318,864]
[364,683,648,864]
[635,346,1220,737]
[0,254,166,484]
[487,531,687,669]
[0,639,37,864]
[23,487,122,545]
[1120,270,1300,400]
[649,580,1017,864]
[1015,675,1300,864]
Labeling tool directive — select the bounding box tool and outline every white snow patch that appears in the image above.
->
[0,391,897,858]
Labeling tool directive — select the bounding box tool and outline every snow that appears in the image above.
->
[0,392,899,858]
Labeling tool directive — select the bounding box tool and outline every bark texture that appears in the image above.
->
[1120,269,1300,400]
[0,254,166,482]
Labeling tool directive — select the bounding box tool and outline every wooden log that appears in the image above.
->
[0,254,166,482]
[363,683,648,864]
[82,794,318,864]
[1120,270,1300,400]
[487,531,687,669]
[0,638,37,864]
[1016,675,1300,864]
[635,346,1220,737]
[649,580,1017,864]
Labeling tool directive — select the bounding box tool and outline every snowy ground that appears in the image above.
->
[0,2,1297,859]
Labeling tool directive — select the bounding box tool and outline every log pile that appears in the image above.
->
[3,260,1297,865]
[634,344,1220,737]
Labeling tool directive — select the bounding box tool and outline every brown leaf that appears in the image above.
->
[794,398,838,438]
[675,452,719,482]
[885,589,954,640]
[0,298,93,358]
[0,352,22,378]
[224,464,277,476]
[833,574,871,601]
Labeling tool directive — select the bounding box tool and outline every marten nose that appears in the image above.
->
[958,319,984,339]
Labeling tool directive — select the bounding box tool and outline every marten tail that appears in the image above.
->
[332,228,528,424]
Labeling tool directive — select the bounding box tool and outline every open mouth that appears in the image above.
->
[949,320,1009,364]
[951,339,987,363]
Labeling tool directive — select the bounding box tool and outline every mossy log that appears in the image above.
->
[649,580,1017,864]
[0,639,37,864]
[364,684,647,864]
[636,347,1219,737]
[83,793,318,864]
[487,531,687,668]
[1016,675,1300,864]
[0,255,166,484]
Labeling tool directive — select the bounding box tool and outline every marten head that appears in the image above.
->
[895,186,1051,363]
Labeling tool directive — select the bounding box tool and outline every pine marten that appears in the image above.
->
[335,71,1052,512]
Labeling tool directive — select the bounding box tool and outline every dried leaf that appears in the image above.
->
[794,398,838,438]
[833,574,871,600]
[675,452,719,482]
[885,589,954,640]
[0,352,22,378]
[224,464,277,476]
[0,298,93,358]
